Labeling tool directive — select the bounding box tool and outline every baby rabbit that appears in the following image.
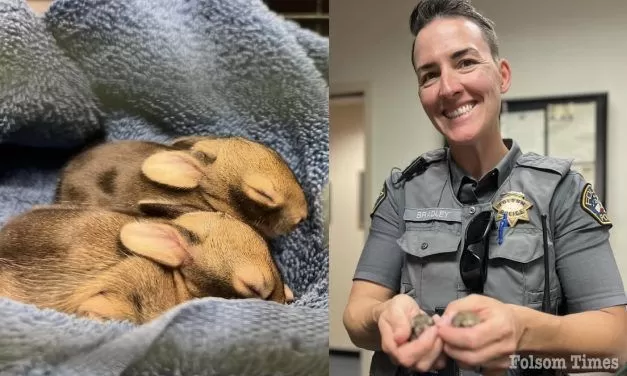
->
[55,136,308,238]
[0,205,290,324]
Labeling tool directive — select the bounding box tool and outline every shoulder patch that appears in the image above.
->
[580,183,611,225]
[370,183,387,218]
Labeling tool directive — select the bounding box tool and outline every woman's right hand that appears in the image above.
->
[378,294,448,372]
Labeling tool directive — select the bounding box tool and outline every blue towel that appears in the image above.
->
[0,0,328,374]
[0,297,328,375]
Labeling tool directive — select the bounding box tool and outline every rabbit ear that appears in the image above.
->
[141,151,203,189]
[120,222,191,268]
[241,173,284,209]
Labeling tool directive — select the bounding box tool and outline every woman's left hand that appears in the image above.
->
[436,294,525,372]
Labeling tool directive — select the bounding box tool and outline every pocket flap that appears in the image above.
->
[489,228,544,263]
[397,230,460,258]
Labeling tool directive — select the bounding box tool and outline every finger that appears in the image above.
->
[443,339,515,367]
[442,294,493,317]
[428,315,452,371]
[393,325,439,369]
[379,318,401,356]
[430,314,446,329]
[382,306,414,346]
[438,318,504,350]
[413,329,445,372]
[394,305,424,345]
[436,311,453,327]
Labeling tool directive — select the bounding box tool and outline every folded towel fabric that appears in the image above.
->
[0,0,329,374]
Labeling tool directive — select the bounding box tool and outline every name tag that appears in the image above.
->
[404,208,462,222]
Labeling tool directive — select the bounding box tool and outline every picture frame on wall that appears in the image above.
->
[500,93,608,208]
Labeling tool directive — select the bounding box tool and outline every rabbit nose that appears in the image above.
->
[232,267,273,300]
[290,213,306,229]
[284,284,294,303]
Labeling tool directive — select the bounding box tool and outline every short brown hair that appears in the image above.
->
[409,0,500,69]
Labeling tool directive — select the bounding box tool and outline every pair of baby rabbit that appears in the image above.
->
[0,136,308,324]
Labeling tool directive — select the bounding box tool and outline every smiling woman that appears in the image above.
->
[341,0,627,375]
[412,18,511,151]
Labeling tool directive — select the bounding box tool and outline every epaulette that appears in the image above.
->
[515,152,572,177]
[393,148,447,186]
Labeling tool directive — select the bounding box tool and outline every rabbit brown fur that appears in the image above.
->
[55,136,308,238]
[0,205,290,324]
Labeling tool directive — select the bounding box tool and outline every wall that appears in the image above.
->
[330,0,627,287]
[329,97,366,351]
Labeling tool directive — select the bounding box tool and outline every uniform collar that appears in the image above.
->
[448,139,522,197]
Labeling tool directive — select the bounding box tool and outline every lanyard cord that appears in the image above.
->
[541,214,550,313]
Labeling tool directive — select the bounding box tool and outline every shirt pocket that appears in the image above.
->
[485,225,549,307]
[397,226,461,314]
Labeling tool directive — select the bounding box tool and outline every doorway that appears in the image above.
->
[329,93,367,375]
